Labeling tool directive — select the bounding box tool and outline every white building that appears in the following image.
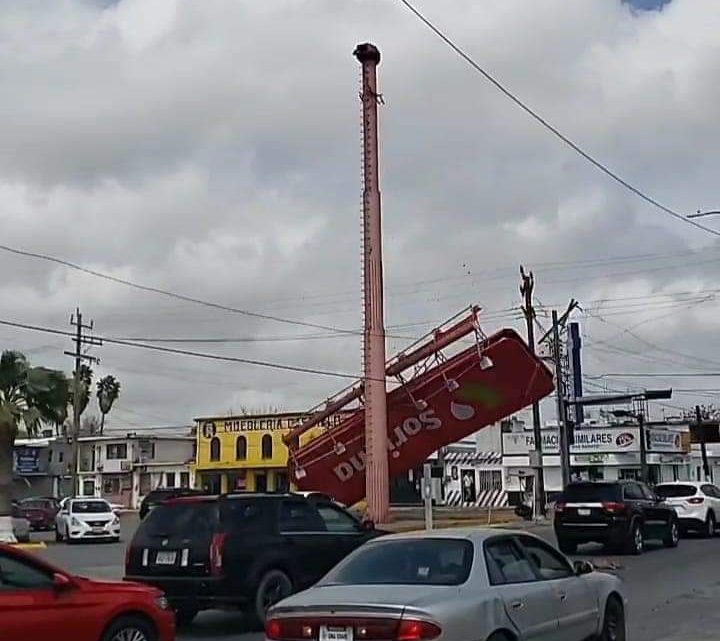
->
[77,433,195,509]
[502,421,692,505]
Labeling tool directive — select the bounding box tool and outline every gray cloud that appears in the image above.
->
[1,0,720,428]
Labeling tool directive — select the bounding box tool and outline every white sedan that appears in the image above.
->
[267,528,627,641]
[55,498,120,543]
[655,481,720,537]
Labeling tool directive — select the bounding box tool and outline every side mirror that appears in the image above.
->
[573,560,594,576]
[52,573,74,590]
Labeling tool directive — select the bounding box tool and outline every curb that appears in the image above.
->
[12,542,47,550]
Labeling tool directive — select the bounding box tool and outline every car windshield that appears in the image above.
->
[320,538,473,586]
[655,485,697,498]
[562,483,621,502]
[20,500,49,509]
[140,501,219,538]
[72,500,111,514]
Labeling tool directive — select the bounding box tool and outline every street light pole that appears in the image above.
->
[638,412,648,483]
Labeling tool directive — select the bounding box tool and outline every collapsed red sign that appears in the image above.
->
[290,329,555,506]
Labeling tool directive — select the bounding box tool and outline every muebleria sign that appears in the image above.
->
[503,427,641,455]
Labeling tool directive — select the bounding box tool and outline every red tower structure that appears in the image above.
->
[355,43,389,523]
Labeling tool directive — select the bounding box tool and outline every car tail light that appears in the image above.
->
[602,501,627,514]
[688,497,705,505]
[209,532,227,576]
[396,620,442,641]
[555,502,566,513]
[264,617,441,641]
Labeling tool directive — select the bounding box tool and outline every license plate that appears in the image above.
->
[320,626,353,641]
[578,508,591,516]
[155,551,177,565]
[92,527,105,533]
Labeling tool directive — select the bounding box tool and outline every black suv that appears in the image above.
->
[554,480,680,555]
[138,487,205,520]
[125,492,383,627]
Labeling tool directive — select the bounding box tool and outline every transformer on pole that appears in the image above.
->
[354,43,389,523]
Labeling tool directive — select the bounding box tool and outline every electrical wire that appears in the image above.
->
[395,0,720,238]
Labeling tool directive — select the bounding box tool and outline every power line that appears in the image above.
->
[395,0,720,238]
[0,242,358,335]
[589,372,720,378]
[0,317,380,382]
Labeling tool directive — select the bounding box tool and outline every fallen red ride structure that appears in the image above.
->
[285,309,555,507]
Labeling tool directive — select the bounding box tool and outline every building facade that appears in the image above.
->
[193,412,338,494]
[76,433,195,508]
[502,421,692,505]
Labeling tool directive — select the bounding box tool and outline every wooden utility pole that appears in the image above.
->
[696,405,711,481]
[520,266,545,517]
[552,310,571,489]
[65,309,101,497]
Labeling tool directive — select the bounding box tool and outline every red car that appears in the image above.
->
[0,543,175,641]
[17,496,59,531]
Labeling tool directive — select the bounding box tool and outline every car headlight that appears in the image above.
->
[112,516,120,526]
[70,517,81,527]
[154,595,170,611]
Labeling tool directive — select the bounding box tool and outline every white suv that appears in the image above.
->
[655,481,720,537]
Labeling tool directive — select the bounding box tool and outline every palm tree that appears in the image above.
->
[96,375,121,435]
[0,351,68,542]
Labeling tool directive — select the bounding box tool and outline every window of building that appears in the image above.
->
[236,435,247,461]
[478,469,503,492]
[82,480,95,496]
[102,477,121,495]
[166,472,176,488]
[106,443,128,460]
[139,439,155,460]
[255,473,267,492]
[58,451,64,463]
[210,437,221,462]
[261,434,273,460]
[275,471,289,492]
[180,472,190,488]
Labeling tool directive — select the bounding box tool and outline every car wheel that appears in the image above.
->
[558,538,577,555]
[705,512,716,538]
[486,633,512,641]
[599,596,626,641]
[174,607,198,627]
[624,521,643,555]
[248,569,294,630]
[101,615,157,641]
[664,519,680,548]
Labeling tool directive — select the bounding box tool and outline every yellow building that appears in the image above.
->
[193,412,342,494]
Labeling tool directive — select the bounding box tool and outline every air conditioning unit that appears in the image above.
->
[120,461,131,472]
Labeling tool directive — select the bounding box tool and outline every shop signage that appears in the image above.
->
[200,412,348,438]
[646,428,685,453]
[503,427,641,456]
[13,446,41,474]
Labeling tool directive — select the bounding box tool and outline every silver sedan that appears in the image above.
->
[266,527,626,641]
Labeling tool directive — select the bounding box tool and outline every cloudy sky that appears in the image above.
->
[1,0,719,431]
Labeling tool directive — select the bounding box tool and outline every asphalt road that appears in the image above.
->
[28,513,720,641]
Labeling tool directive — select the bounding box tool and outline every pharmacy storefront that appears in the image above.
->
[503,425,691,504]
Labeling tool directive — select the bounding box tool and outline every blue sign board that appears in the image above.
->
[14,446,41,475]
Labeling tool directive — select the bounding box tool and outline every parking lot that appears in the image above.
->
[25,513,720,641]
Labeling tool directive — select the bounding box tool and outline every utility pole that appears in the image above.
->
[552,310,571,489]
[520,266,545,517]
[355,43,389,523]
[696,405,711,481]
[65,309,101,497]
[638,411,648,483]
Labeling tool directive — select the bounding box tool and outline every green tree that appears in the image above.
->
[96,375,121,435]
[0,351,68,542]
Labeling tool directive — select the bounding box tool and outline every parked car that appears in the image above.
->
[55,498,121,543]
[10,505,30,543]
[655,481,720,537]
[125,492,383,627]
[266,528,627,641]
[0,542,175,641]
[139,487,205,520]
[17,497,60,531]
[554,480,680,555]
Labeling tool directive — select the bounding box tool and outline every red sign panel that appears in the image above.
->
[290,329,555,506]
